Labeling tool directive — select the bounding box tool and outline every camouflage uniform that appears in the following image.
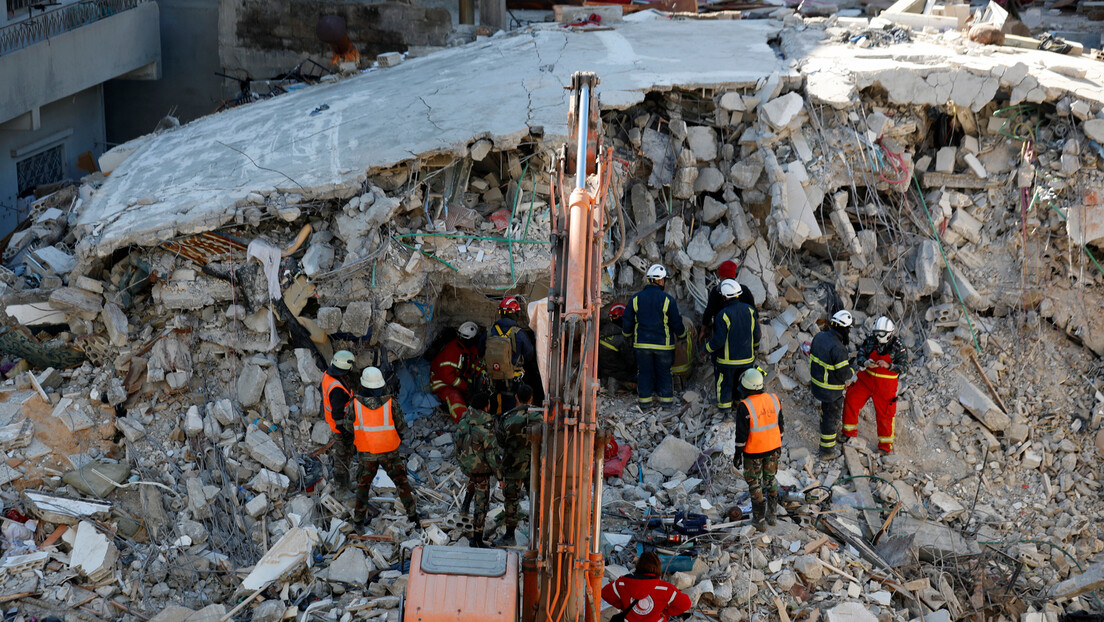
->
[743,451,779,504]
[456,406,502,540]
[496,405,542,530]
[353,395,418,523]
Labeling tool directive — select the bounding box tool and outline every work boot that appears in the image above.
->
[818,447,841,461]
[766,496,778,527]
[751,501,767,532]
[470,530,488,548]
[497,526,516,546]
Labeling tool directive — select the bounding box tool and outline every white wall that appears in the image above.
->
[0,86,106,237]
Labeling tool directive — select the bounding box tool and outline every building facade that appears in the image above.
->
[0,0,160,237]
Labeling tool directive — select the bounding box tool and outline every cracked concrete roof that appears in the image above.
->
[75,19,787,259]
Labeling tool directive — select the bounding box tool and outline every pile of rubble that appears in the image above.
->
[2,10,1104,622]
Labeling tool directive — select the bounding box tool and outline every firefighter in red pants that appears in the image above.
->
[842,316,908,453]
[431,322,482,423]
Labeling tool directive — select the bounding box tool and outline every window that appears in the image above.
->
[6,0,33,17]
[16,144,64,196]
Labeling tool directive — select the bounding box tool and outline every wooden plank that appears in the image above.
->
[774,596,792,622]
[842,445,881,539]
[1003,33,1041,49]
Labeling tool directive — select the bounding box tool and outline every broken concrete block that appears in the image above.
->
[241,527,320,590]
[923,339,943,358]
[928,490,965,519]
[647,436,701,475]
[246,493,269,518]
[317,307,342,334]
[340,301,373,336]
[948,209,982,244]
[303,385,321,418]
[914,240,943,296]
[1084,119,1104,143]
[729,158,763,190]
[693,166,724,193]
[468,138,493,161]
[664,216,686,251]
[962,153,988,178]
[101,302,128,347]
[237,364,267,407]
[296,348,324,385]
[1049,561,1104,601]
[70,520,119,582]
[793,555,822,583]
[761,92,804,132]
[718,92,745,112]
[249,469,291,496]
[183,405,205,438]
[384,322,421,353]
[687,126,718,162]
[28,245,76,277]
[377,52,403,67]
[934,147,956,173]
[246,428,288,472]
[207,398,237,426]
[945,266,988,311]
[673,166,698,199]
[826,602,878,622]
[327,547,373,584]
[956,373,1010,432]
[895,516,980,560]
[51,397,94,432]
[49,287,103,316]
[301,242,335,277]
[686,229,715,266]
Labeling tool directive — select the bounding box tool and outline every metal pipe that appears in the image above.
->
[575,84,590,190]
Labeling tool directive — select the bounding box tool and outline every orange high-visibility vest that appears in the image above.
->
[353,398,401,454]
[321,373,351,434]
[742,392,782,454]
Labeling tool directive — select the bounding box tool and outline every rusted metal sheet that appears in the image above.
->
[161,232,248,266]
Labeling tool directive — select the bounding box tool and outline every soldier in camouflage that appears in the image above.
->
[456,392,502,548]
[496,384,541,545]
[351,367,421,529]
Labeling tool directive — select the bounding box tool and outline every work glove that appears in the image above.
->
[733,452,743,469]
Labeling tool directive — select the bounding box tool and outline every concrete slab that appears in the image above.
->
[75,20,787,259]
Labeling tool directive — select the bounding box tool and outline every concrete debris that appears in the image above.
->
[0,13,1102,622]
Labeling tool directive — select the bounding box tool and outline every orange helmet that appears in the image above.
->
[499,296,522,313]
[608,303,627,321]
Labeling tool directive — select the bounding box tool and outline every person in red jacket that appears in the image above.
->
[601,552,691,622]
[431,322,482,423]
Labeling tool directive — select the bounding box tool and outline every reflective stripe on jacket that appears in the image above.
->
[809,329,851,398]
[706,300,759,366]
[742,392,782,454]
[353,398,401,454]
[622,284,684,350]
[321,372,350,434]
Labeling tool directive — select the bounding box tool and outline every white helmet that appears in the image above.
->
[331,350,355,371]
[719,279,742,299]
[361,367,385,389]
[830,310,853,328]
[458,321,479,340]
[646,264,667,280]
[873,316,895,343]
[740,367,764,391]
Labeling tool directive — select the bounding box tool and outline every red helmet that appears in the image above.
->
[608,303,627,321]
[499,296,522,313]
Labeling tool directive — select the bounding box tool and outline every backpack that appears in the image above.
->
[484,325,517,381]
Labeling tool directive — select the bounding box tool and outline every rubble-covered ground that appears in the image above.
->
[2,9,1104,622]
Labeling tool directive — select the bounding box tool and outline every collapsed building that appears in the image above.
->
[1,12,1103,622]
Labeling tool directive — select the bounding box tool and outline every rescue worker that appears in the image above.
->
[621,264,685,408]
[732,368,783,530]
[809,310,855,460]
[842,316,908,454]
[351,367,421,528]
[430,321,482,423]
[496,384,540,545]
[599,303,636,392]
[706,280,759,413]
[485,296,536,413]
[700,259,756,342]
[321,350,356,485]
[456,392,502,548]
[601,551,692,622]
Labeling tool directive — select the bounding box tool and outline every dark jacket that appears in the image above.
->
[856,334,908,375]
[599,320,636,382]
[809,327,852,402]
[734,389,785,458]
[702,283,756,329]
[622,284,685,350]
[706,300,759,367]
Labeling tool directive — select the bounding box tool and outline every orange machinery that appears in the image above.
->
[403,71,613,622]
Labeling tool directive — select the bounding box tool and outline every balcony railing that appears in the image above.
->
[0,0,148,57]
